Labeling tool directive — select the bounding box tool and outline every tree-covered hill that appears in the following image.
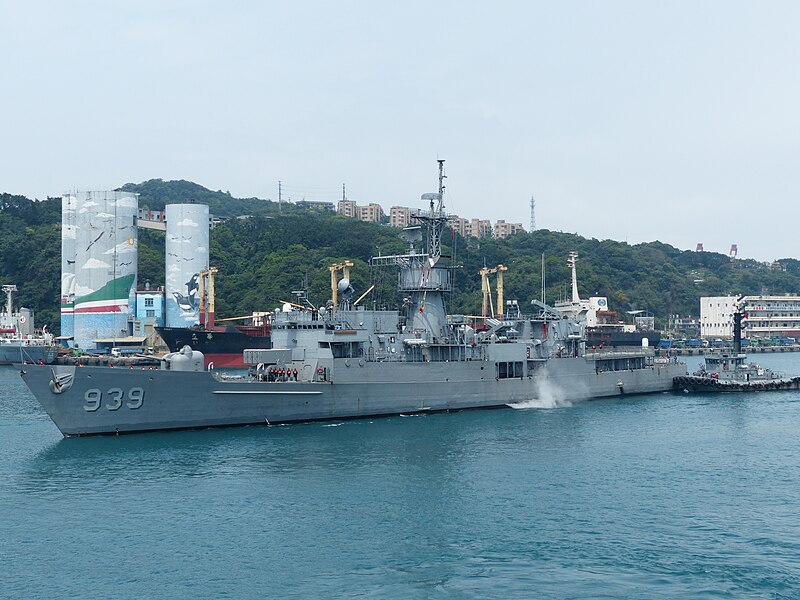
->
[119,179,288,218]
[2,181,799,335]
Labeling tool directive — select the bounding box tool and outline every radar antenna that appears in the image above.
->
[414,160,448,265]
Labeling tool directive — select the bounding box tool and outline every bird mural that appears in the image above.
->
[85,231,104,251]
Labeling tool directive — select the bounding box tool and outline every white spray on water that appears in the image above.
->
[508,377,575,410]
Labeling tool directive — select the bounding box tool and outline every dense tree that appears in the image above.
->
[2,181,799,336]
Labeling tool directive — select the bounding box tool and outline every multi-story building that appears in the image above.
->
[336,199,358,218]
[138,208,165,222]
[667,314,700,338]
[448,216,469,237]
[700,294,800,339]
[359,203,384,223]
[470,218,492,238]
[132,287,167,351]
[296,200,335,211]
[741,295,800,339]
[337,199,520,239]
[494,220,524,239]
[700,296,739,339]
[389,206,413,228]
[337,200,384,222]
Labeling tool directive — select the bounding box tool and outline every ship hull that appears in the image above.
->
[0,344,58,365]
[586,330,661,348]
[156,327,271,368]
[673,374,800,393]
[21,358,685,437]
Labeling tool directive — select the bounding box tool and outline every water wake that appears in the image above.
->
[508,378,573,410]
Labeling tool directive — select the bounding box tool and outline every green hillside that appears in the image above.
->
[119,179,290,218]
[2,182,799,335]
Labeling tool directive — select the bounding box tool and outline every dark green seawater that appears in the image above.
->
[3,354,800,599]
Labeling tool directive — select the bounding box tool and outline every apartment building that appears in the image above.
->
[336,200,358,218]
[338,199,521,239]
[390,206,413,228]
[359,203,384,223]
[494,220,524,239]
[469,218,493,238]
[336,199,358,218]
[448,216,468,237]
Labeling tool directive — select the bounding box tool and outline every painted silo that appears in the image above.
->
[165,203,209,328]
[60,193,77,341]
[72,191,138,349]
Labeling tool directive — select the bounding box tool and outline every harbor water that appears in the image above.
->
[3,354,800,599]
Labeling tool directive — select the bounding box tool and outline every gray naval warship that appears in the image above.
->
[21,161,685,437]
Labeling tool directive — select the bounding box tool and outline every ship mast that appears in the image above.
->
[417,159,448,265]
[567,252,580,305]
[2,285,16,317]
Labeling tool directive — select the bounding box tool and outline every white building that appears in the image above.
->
[700,296,738,339]
[742,295,800,339]
[700,294,800,339]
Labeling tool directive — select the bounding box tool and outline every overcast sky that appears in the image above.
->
[2,1,798,261]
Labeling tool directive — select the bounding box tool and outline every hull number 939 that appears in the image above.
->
[84,387,145,412]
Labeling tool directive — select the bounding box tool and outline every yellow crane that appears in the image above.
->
[479,264,508,319]
[198,267,219,327]
[329,260,353,309]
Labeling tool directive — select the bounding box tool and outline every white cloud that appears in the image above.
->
[115,197,137,208]
[174,218,199,227]
[103,239,137,255]
[73,284,94,296]
[82,258,111,269]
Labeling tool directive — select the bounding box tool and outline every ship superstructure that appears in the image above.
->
[0,284,58,365]
[554,252,661,348]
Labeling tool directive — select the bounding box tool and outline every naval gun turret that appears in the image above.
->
[161,345,205,372]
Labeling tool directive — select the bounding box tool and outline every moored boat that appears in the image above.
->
[156,318,271,368]
[554,253,659,348]
[0,284,59,365]
[674,308,800,392]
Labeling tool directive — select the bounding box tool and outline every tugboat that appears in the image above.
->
[20,161,686,437]
[674,309,800,392]
[0,284,59,365]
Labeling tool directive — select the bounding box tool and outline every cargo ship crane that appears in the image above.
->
[479,265,508,319]
[198,267,218,328]
[2,285,16,319]
[329,260,354,310]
